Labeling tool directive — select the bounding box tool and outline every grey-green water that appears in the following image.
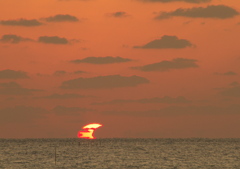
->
[0,138,240,168]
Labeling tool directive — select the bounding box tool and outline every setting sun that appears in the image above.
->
[78,123,103,139]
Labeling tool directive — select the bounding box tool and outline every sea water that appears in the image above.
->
[0,138,239,168]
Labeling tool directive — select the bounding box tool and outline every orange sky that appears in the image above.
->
[0,0,240,138]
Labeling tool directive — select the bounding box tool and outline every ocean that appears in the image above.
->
[0,138,239,168]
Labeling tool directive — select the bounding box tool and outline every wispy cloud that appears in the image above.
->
[70,56,132,64]
[44,14,79,22]
[107,12,129,17]
[230,81,239,86]
[102,104,240,116]
[0,34,33,44]
[0,82,42,95]
[0,69,29,79]
[134,35,193,49]
[37,93,88,99]
[60,75,149,89]
[92,96,190,105]
[220,86,240,97]
[215,71,237,76]
[0,19,42,26]
[53,70,67,76]
[132,58,198,72]
[38,36,69,44]
[73,70,86,74]
[155,5,239,19]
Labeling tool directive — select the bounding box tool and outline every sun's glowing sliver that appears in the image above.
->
[78,129,95,139]
[83,123,102,129]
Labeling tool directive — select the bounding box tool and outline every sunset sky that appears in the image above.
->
[0,0,240,138]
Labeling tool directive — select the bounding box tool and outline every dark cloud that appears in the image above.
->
[38,93,87,99]
[133,35,193,49]
[224,71,237,75]
[44,14,79,22]
[0,19,42,26]
[230,81,239,86]
[0,106,48,124]
[220,86,240,97]
[53,70,86,76]
[102,104,240,116]
[70,56,132,64]
[109,12,129,17]
[73,70,86,74]
[132,58,198,72]
[0,34,32,44]
[155,5,239,19]
[0,69,29,79]
[0,82,42,95]
[53,70,67,76]
[215,71,237,76]
[51,106,92,116]
[138,0,211,3]
[38,36,69,44]
[60,75,149,89]
[93,96,190,105]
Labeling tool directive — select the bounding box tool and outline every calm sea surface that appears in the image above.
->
[0,138,240,169]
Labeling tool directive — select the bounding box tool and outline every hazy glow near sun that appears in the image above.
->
[78,123,102,139]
